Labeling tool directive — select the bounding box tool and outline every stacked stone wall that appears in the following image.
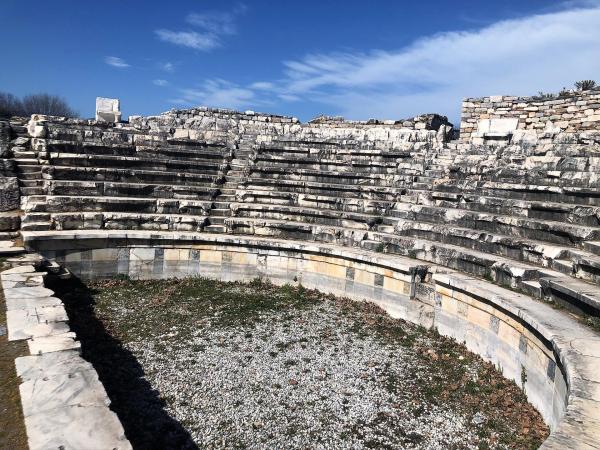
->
[460,88,600,142]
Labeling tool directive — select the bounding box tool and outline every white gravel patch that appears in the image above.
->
[123,301,481,449]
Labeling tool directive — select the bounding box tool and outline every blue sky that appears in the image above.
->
[1,1,599,124]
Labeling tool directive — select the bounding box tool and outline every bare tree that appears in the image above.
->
[21,93,77,117]
[0,92,24,117]
[0,91,78,118]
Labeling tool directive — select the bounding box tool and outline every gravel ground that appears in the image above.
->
[54,277,549,450]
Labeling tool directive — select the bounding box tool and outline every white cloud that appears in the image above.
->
[155,30,219,51]
[249,81,275,90]
[168,4,600,121]
[156,4,246,52]
[225,4,600,122]
[104,56,129,68]
[186,12,236,35]
[160,62,175,73]
[153,79,169,87]
[176,79,255,110]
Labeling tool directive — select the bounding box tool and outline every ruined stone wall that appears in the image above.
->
[460,88,600,143]
[0,120,20,212]
[128,107,453,149]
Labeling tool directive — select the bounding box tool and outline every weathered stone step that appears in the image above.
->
[208,217,227,225]
[204,224,227,233]
[21,222,52,231]
[15,158,38,164]
[211,208,231,216]
[48,153,224,175]
[540,277,600,314]
[22,195,212,216]
[13,151,36,159]
[390,202,599,245]
[17,172,42,180]
[584,241,600,256]
[46,165,220,187]
[17,165,41,174]
[20,187,44,196]
[19,179,43,187]
[31,212,208,232]
[22,213,51,223]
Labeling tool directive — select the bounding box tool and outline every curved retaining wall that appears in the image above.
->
[23,230,600,449]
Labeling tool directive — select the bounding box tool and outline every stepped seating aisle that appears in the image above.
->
[224,138,434,238]
[18,120,232,232]
[220,137,600,314]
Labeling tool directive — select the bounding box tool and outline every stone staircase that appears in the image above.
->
[205,144,254,233]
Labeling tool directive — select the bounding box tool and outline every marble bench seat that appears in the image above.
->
[488,170,600,189]
[252,156,402,174]
[241,179,403,201]
[45,140,137,156]
[246,166,408,187]
[236,190,393,215]
[22,195,212,216]
[230,202,381,230]
[45,180,220,200]
[42,166,221,186]
[135,145,231,161]
[433,180,600,206]
[47,153,225,175]
[388,202,599,245]
[221,216,559,294]
[403,189,600,226]
[42,211,208,232]
[384,218,600,284]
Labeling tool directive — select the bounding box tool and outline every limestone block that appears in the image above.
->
[95,97,122,123]
[475,118,519,136]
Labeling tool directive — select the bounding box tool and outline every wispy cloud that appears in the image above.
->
[156,4,247,51]
[274,4,600,121]
[155,30,220,51]
[250,81,275,90]
[159,62,175,73]
[168,3,600,121]
[176,79,255,110]
[153,79,169,87]
[104,56,129,68]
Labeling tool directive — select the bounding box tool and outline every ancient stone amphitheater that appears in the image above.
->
[1,89,600,449]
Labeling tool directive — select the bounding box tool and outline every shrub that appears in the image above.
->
[574,80,597,91]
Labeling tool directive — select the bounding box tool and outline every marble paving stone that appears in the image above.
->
[6,306,69,340]
[3,285,56,299]
[19,369,110,417]
[25,404,132,450]
[16,350,94,382]
[27,333,80,355]
[5,295,63,311]
[1,265,38,274]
